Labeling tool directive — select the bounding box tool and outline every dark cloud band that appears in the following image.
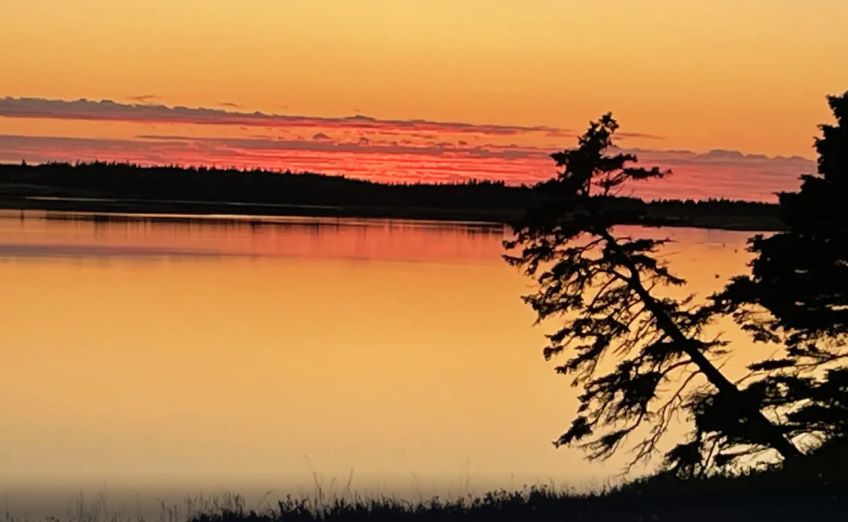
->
[0,97,575,137]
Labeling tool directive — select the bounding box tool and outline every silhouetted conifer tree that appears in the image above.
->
[504,114,801,472]
[709,92,848,456]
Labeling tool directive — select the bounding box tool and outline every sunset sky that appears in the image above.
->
[2,0,847,200]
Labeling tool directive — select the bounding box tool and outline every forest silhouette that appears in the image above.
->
[0,161,780,229]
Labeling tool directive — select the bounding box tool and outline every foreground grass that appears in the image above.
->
[191,446,848,522]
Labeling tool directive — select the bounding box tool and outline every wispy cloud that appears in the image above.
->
[127,94,160,103]
[618,132,666,141]
[0,97,576,137]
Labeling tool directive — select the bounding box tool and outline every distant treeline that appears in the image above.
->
[0,162,782,229]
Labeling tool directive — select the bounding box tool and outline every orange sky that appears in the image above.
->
[1,0,846,199]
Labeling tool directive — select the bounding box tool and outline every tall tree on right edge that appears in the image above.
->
[705,91,848,463]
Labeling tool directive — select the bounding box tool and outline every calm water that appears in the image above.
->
[0,211,763,519]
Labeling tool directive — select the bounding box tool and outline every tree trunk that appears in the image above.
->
[600,229,803,460]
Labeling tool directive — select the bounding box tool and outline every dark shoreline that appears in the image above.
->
[0,196,785,232]
[0,162,787,232]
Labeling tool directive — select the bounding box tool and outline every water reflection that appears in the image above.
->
[0,210,504,261]
[0,211,764,519]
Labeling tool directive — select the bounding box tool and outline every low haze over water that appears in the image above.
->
[0,211,764,519]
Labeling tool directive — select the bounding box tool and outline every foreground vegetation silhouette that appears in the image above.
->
[188,448,848,521]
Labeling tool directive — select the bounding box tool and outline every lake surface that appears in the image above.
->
[0,211,764,519]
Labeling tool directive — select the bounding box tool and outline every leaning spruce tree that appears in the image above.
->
[504,114,801,472]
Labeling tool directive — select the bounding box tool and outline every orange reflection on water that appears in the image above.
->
[0,212,768,516]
